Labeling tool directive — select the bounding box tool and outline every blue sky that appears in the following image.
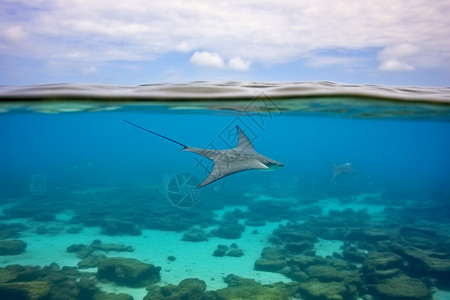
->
[1,0,449,87]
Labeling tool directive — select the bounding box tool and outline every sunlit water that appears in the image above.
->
[1,82,450,300]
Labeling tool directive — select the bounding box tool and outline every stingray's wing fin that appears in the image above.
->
[236,126,257,153]
[198,159,268,188]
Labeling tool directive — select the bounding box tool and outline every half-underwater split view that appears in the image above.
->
[2,1,450,300]
[1,82,450,300]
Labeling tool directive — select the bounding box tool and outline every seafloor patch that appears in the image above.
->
[1,186,450,300]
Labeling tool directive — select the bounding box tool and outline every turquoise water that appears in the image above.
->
[1,82,450,299]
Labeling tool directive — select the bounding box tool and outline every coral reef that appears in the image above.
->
[144,278,209,300]
[0,263,124,300]
[249,205,450,300]
[182,228,210,242]
[215,274,294,300]
[226,248,244,257]
[0,223,27,239]
[373,275,432,300]
[0,281,52,300]
[0,239,27,255]
[101,219,141,236]
[254,247,287,272]
[213,244,228,257]
[210,223,245,239]
[67,240,134,269]
[97,257,161,287]
[212,243,244,257]
[1,181,450,300]
[298,280,349,300]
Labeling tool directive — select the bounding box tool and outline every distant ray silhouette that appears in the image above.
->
[124,120,283,187]
[329,162,354,182]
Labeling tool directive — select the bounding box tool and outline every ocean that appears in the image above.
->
[1,81,450,300]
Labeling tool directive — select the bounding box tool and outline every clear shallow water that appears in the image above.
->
[1,82,450,300]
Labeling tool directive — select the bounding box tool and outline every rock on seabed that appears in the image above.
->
[0,240,27,255]
[97,257,161,287]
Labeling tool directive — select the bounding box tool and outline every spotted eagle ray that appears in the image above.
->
[124,120,284,187]
[329,162,354,182]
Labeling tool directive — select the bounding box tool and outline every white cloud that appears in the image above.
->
[3,25,27,43]
[228,57,251,71]
[189,52,251,71]
[176,42,191,52]
[190,51,225,68]
[379,44,419,58]
[1,0,449,73]
[379,59,415,72]
[378,44,418,72]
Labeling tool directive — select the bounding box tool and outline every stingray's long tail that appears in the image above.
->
[123,120,188,149]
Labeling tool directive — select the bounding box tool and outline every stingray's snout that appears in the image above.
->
[266,160,284,170]
[274,161,284,168]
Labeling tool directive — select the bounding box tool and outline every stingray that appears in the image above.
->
[329,162,354,182]
[124,120,283,187]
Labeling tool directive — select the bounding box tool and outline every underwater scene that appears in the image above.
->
[1,82,450,300]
